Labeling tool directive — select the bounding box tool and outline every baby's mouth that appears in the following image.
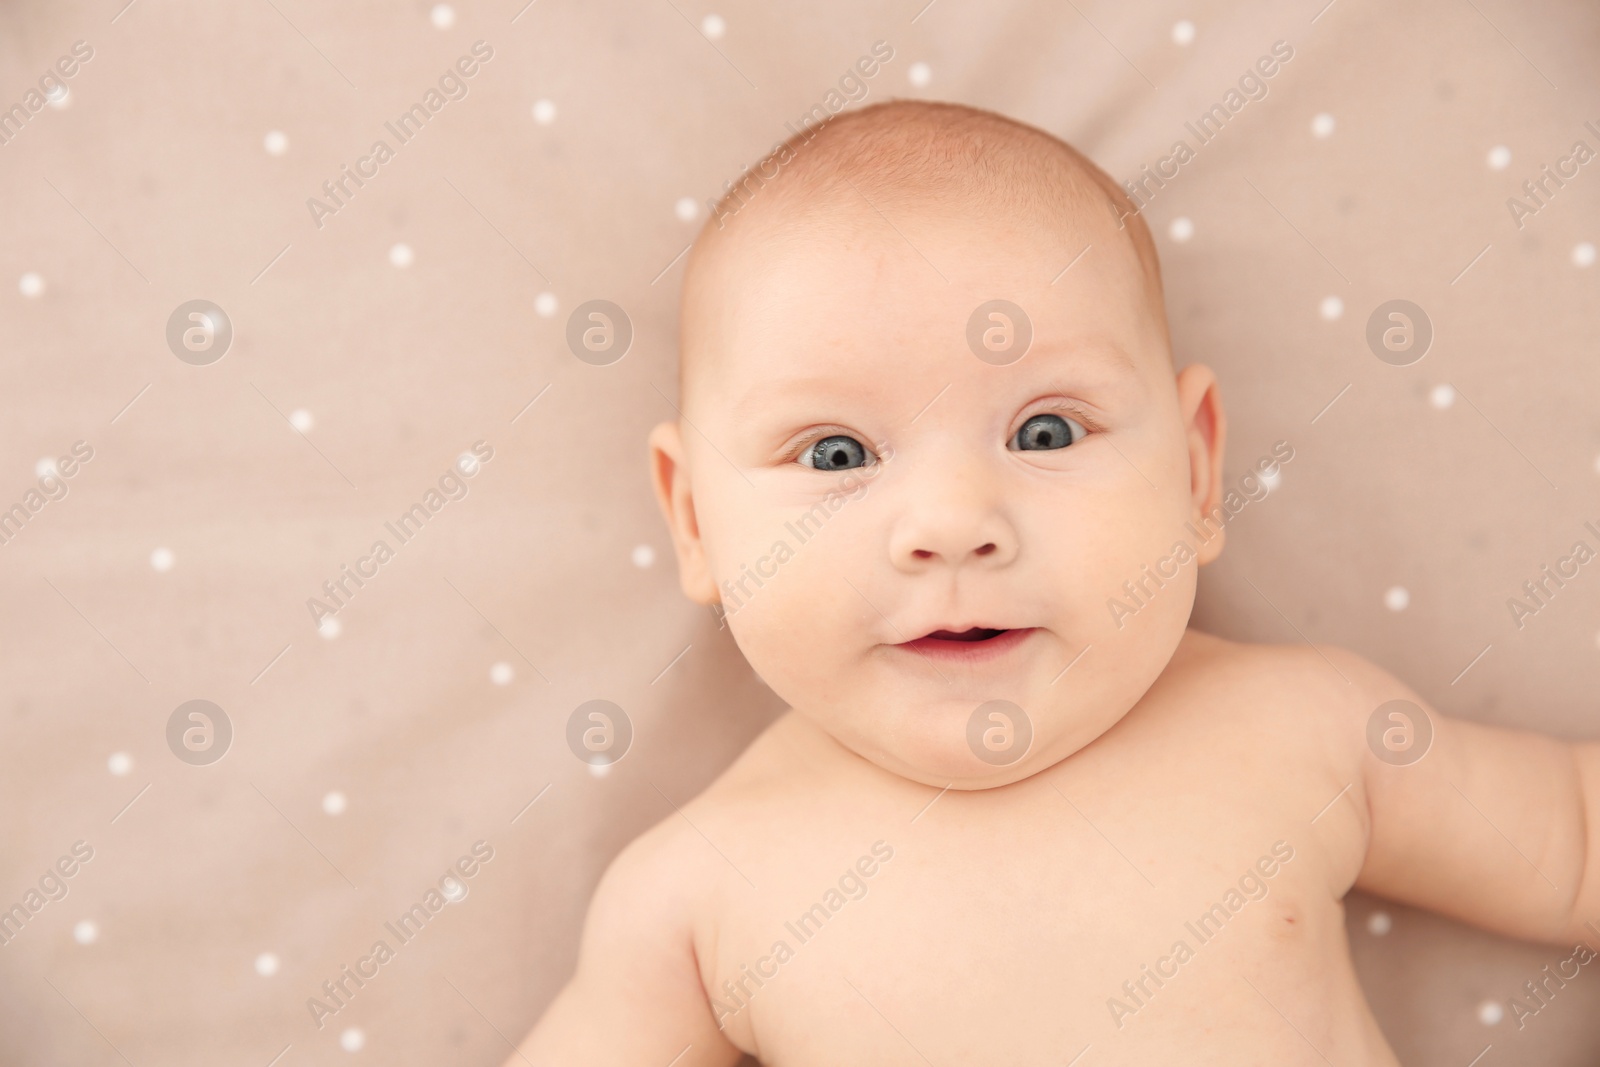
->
[922,627,1008,642]
[894,626,1037,663]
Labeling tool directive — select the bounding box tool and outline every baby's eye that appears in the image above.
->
[800,435,870,470]
[1010,413,1085,451]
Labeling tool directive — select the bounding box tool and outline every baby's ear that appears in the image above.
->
[646,421,719,605]
[1175,364,1227,565]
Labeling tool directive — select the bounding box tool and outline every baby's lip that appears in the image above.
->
[892,626,1038,663]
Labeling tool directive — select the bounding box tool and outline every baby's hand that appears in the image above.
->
[503,818,744,1067]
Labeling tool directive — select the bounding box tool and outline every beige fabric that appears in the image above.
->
[2,0,1598,1062]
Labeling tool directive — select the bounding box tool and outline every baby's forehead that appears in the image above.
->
[682,186,1159,405]
[675,102,1168,410]
[678,241,1159,450]
[698,193,1138,336]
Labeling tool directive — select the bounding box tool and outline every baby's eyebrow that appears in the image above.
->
[1024,338,1143,378]
[727,340,1144,429]
[728,376,848,428]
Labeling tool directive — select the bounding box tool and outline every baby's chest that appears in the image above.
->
[708,772,1367,1063]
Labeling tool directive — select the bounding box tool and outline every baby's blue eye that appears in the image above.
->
[801,436,868,470]
[1011,413,1084,451]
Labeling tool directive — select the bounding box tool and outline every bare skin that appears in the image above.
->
[509,111,1600,1064]
[522,632,1599,1065]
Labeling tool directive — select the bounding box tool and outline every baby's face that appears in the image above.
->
[659,193,1223,788]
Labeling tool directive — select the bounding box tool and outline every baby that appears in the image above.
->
[510,101,1600,1063]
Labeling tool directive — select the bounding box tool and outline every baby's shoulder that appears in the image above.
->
[605,712,825,882]
[1156,628,1394,739]
[579,714,845,958]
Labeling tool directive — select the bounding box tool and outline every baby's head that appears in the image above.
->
[650,101,1227,788]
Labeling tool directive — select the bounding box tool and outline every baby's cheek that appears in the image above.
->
[717,537,859,696]
[1077,497,1199,636]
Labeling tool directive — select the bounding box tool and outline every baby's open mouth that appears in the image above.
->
[921,627,1008,642]
[894,626,1036,663]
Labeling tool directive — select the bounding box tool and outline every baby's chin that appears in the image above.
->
[810,696,1090,791]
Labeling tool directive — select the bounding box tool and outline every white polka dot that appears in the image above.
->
[339,1028,365,1052]
[442,877,467,902]
[534,291,559,318]
[46,84,70,109]
[1367,911,1392,936]
[456,451,481,476]
[263,130,289,156]
[289,408,314,433]
[908,62,932,88]
[1477,1000,1503,1026]
[1260,468,1281,492]
[489,661,514,685]
[255,952,280,977]
[1311,112,1336,139]
[1487,145,1511,171]
[700,13,725,39]
[1171,19,1196,45]
[36,457,58,478]
[532,99,557,125]
[19,272,44,298]
[588,760,611,778]
[319,616,342,640]
[1384,586,1410,612]
[150,547,175,572]
[1168,216,1194,243]
[322,791,347,815]
[1319,295,1344,321]
[631,544,656,568]
[73,920,98,944]
[1573,242,1596,268]
[388,243,414,268]
[675,197,699,223]
[1429,384,1455,410]
[430,3,455,29]
[107,752,132,776]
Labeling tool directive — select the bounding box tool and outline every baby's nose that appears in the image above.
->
[887,496,1019,572]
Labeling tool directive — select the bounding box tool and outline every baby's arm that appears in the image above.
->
[503,824,745,1067]
[1333,649,1600,946]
